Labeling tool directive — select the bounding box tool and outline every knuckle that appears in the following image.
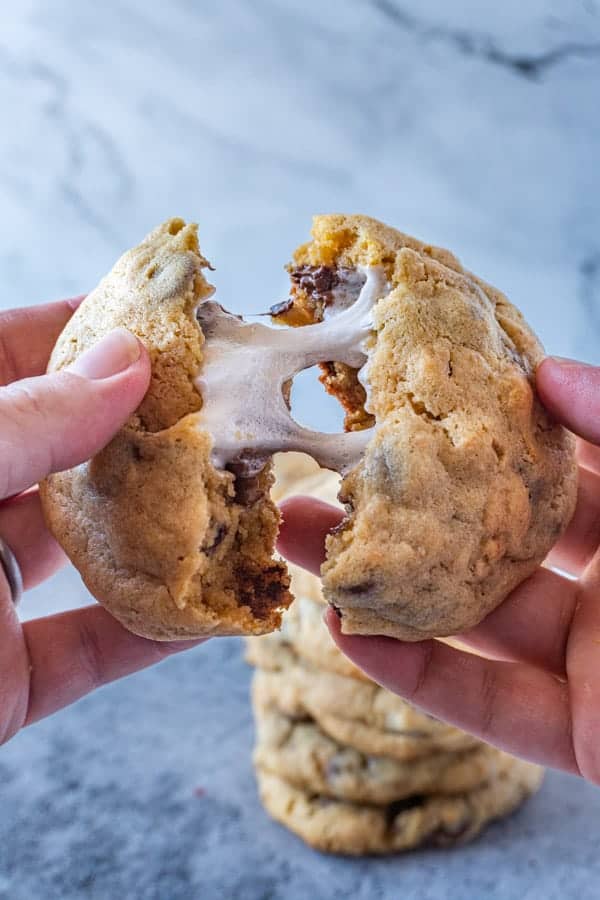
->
[563,707,582,778]
[409,641,435,702]
[478,665,499,738]
[552,591,577,672]
[77,621,107,692]
[0,322,20,385]
[6,381,47,422]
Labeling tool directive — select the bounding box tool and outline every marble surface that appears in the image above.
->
[2,635,600,900]
[1,1,600,897]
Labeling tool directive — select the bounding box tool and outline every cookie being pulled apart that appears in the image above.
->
[42,214,577,642]
[272,215,577,640]
[40,219,291,639]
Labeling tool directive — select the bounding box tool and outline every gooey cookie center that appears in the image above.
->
[195,266,388,475]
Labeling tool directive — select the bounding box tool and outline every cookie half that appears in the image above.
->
[256,761,543,855]
[274,214,577,640]
[40,220,291,639]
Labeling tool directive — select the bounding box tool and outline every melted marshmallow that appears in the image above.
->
[194,266,388,475]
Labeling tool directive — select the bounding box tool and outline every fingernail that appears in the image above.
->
[69,328,141,380]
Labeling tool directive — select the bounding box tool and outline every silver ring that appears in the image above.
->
[0,537,23,607]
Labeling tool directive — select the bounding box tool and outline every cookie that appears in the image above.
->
[245,630,298,673]
[312,711,478,761]
[256,761,543,855]
[40,219,291,640]
[281,593,370,681]
[252,669,478,760]
[253,707,514,806]
[273,214,577,640]
[245,593,370,683]
[251,651,465,742]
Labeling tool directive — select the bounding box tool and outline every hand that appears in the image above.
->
[278,357,600,783]
[0,300,204,746]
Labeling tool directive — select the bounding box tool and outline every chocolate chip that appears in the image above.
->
[427,816,472,846]
[343,581,376,596]
[237,564,289,619]
[385,795,425,827]
[227,455,268,480]
[269,298,294,316]
[231,477,263,505]
[226,455,269,505]
[325,756,348,781]
[290,265,340,301]
[204,524,226,555]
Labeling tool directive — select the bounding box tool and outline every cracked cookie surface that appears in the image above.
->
[275,214,578,640]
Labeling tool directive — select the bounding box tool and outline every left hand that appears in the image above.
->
[0,299,204,746]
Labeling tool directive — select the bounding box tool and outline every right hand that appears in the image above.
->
[278,357,600,784]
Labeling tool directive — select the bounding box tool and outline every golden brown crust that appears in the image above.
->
[40,219,291,639]
[276,214,578,640]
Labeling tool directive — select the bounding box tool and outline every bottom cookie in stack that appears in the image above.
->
[255,762,542,857]
[245,454,543,856]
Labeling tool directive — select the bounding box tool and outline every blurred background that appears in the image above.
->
[1,2,599,898]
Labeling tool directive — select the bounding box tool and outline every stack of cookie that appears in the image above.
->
[245,454,543,856]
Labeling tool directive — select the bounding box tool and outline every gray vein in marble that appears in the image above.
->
[137,95,351,187]
[59,183,121,248]
[59,121,133,247]
[579,254,600,346]
[26,61,69,118]
[0,46,132,249]
[373,0,600,79]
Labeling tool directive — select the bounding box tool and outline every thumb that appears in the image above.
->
[277,496,344,575]
[0,328,151,499]
[536,357,600,446]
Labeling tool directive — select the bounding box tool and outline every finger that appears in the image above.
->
[23,604,206,726]
[577,438,600,477]
[567,555,600,783]
[326,609,578,773]
[545,466,600,576]
[0,298,84,386]
[457,567,578,675]
[0,328,150,499]
[0,579,29,743]
[536,358,600,445]
[277,497,344,576]
[0,490,67,589]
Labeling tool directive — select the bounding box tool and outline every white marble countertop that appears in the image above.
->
[1,2,600,897]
